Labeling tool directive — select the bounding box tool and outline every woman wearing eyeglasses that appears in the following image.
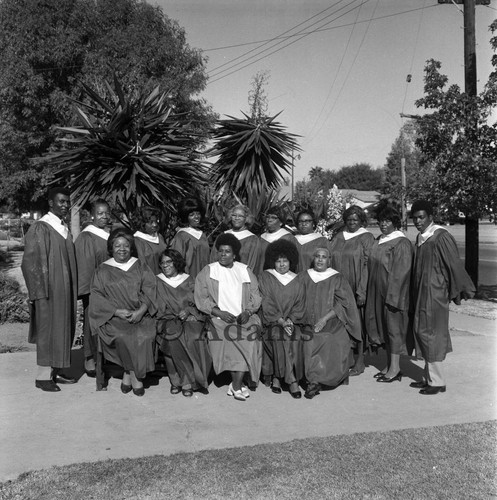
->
[294,209,330,272]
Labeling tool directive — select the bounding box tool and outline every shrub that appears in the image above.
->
[0,273,29,323]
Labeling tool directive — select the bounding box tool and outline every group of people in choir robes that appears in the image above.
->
[22,187,475,400]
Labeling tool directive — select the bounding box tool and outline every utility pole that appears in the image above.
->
[290,149,301,204]
[437,0,489,287]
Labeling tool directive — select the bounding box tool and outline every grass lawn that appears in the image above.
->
[1,420,495,500]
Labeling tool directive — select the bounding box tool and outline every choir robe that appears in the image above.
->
[295,233,330,272]
[258,270,306,383]
[156,273,211,390]
[89,258,157,379]
[259,229,298,272]
[411,227,475,362]
[328,229,375,303]
[75,226,109,359]
[364,233,413,354]
[301,269,362,387]
[210,229,261,274]
[194,262,262,382]
[170,228,210,279]
[21,217,77,368]
[134,232,167,275]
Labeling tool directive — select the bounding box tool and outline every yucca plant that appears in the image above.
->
[208,112,301,207]
[42,74,207,219]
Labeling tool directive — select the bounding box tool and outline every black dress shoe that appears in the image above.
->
[182,388,194,397]
[85,369,97,378]
[271,385,282,394]
[120,383,132,394]
[419,385,446,395]
[170,385,181,395]
[304,383,321,399]
[290,390,302,399]
[54,374,77,384]
[35,380,61,392]
[377,372,402,383]
[373,371,387,379]
[409,381,428,389]
[133,387,145,396]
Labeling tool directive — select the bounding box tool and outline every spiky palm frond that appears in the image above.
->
[208,112,300,201]
[45,75,207,215]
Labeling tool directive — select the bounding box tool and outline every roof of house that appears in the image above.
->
[340,190,381,203]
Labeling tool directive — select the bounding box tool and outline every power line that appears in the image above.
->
[203,4,440,52]
[208,0,369,85]
[309,0,380,144]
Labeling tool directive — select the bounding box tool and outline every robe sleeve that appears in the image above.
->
[356,233,374,302]
[243,267,262,313]
[194,266,217,315]
[244,236,262,272]
[185,278,204,320]
[258,272,282,323]
[171,231,194,273]
[21,222,50,301]
[438,231,476,301]
[155,280,176,319]
[332,274,362,341]
[288,278,306,324]
[138,262,158,316]
[385,238,413,311]
[75,233,97,297]
[89,266,117,330]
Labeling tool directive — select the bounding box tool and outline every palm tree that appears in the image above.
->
[43,75,207,220]
[208,111,301,212]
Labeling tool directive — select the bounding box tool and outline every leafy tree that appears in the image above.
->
[383,121,430,203]
[0,0,214,211]
[333,163,384,191]
[414,49,497,285]
[40,76,206,224]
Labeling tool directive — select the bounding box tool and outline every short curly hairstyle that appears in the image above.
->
[178,197,205,225]
[133,206,161,232]
[264,239,299,272]
[342,205,368,227]
[265,206,285,223]
[215,233,241,261]
[159,248,186,274]
[107,227,138,258]
[411,199,434,217]
[377,206,402,230]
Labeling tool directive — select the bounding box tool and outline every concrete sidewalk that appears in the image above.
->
[1,312,496,483]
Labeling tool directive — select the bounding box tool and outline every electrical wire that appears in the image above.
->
[208,0,369,84]
[307,0,370,141]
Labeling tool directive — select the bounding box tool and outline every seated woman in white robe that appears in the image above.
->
[195,233,262,402]
[90,228,157,396]
[301,247,362,399]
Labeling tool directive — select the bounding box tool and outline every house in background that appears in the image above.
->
[340,189,381,212]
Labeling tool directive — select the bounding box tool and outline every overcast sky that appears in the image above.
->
[154,0,495,183]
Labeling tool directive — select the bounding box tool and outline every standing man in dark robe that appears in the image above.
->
[410,200,475,395]
[21,187,78,392]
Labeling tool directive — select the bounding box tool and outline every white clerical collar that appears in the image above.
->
[134,231,159,244]
[342,227,369,240]
[295,233,322,245]
[307,267,338,283]
[266,268,297,285]
[40,212,69,239]
[103,257,138,271]
[157,272,189,288]
[83,224,109,240]
[225,228,254,241]
[177,227,203,240]
[261,228,290,243]
[209,261,250,283]
[378,230,406,245]
[417,223,446,246]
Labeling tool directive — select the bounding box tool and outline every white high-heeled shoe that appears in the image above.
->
[241,385,250,398]
[227,383,246,401]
